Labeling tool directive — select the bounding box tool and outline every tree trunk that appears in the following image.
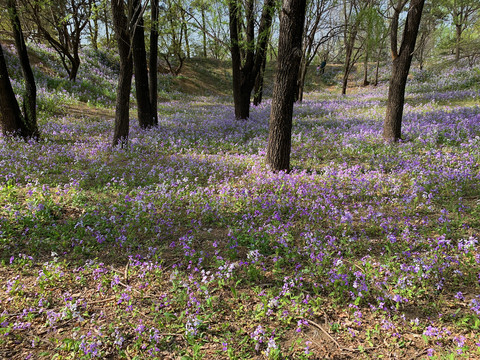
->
[104,5,110,44]
[132,0,154,129]
[296,56,307,102]
[69,53,81,81]
[363,45,369,86]
[201,8,207,58]
[455,23,461,62]
[383,0,425,143]
[111,0,133,147]
[253,55,267,106]
[374,57,380,86]
[0,0,38,140]
[0,44,25,137]
[341,63,350,95]
[266,0,307,172]
[149,0,159,126]
[10,0,38,138]
[89,13,99,50]
[182,12,190,59]
[232,83,252,119]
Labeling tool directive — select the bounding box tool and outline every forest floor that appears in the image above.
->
[1,46,480,359]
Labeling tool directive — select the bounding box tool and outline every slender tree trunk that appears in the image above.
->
[341,63,350,95]
[104,5,110,44]
[374,57,380,86]
[253,55,267,106]
[342,32,355,95]
[266,0,307,172]
[132,0,154,129]
[10,0,38,138]
[363,44,369,86]
[111,0,133,147]
[149,0,159,125]
[182,12,190,59]
[90,14,99,50]
[0,0,38,139]
[383,0,425,143]
[201,8,207,58]
[296,56,307,102]
[455,23,461,62]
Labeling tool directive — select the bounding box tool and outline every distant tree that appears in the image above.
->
[358,0,384,86]
[150,0,159,125]
[21,0,91,81]
[266,0,307,172]
[89,0,100,50]
[440,0,480,62]
[296,0,340,102]
[0,0,38,139]
[158,0,188,75]
[191,0,209,57]
[183,0,230,59]
[228,0,276,119]
[383,0,425,143]
[88,0,112,50]
[111,0,133,147]
[132,0,155,129]
[341,0,364,95]
[252,51,268,106]
[413,2,440,70]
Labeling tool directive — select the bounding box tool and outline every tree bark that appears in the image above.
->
[363,43,369,86]
[383,0,425,143]
[201,7,207,58]
[455,23,461,62]
[253,55,267,106]
[8,0,38,139]
[0,0,38,140]
[132,0,154,129]
[266,0,307,172]
[342,29,356,95]
[111,0,133,147]
[296,55,307,102]
[0,44,25,137]
[149,0,159,126]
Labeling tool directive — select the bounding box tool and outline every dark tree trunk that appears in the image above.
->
[266,0,307,172]
[342,34,355,95]
[149,0,159,126]
[132,0,154,129]
[253,55,267,106]
[296,56,307,102]
[69,53,81,81]
[201,8,207,58]
[0,0,38,140]
[363,44,369,86]
[104,5,110,44]
[111,0,133,147]
[383,0,425,143]
[374,57,380,86]
[9,0,38,139]
[232,82,253,119]
[455,23,461,62]
[228,0,275,119]
[0,44,25,137]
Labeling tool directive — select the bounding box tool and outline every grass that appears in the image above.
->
[1,45,480,359]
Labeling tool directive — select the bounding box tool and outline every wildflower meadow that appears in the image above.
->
[1,46,480,359]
